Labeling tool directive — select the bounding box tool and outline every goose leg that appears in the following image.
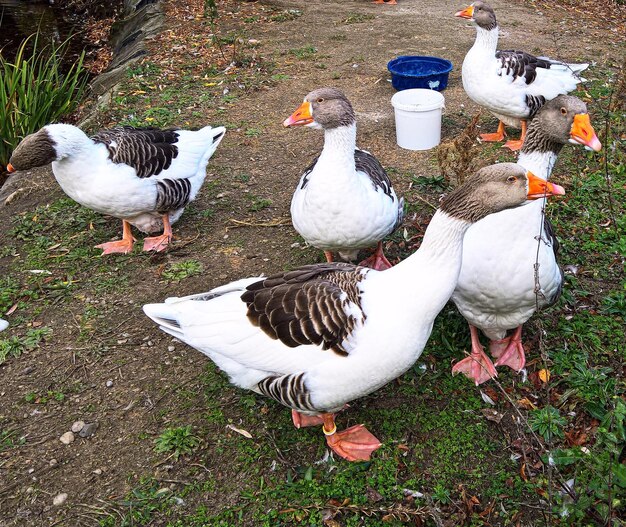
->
[292,409,325,428]
[479,120,506,142]
[490,325,526,372]
[322,414,382,462]
[292,405,350,428]
[95,220,136,255]
[503,120,527,151]
[451,324,498,385]
[324,251,334,263]
[143,214,173,252]
[358,241,393,271]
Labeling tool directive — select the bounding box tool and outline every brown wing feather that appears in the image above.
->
[241,263,366,355]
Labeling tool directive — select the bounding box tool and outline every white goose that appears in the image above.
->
[284,88,403,271]
[451,95,601,384]
[455,1,588,151]
[144,164,563,461]
[8,123,226,254]
[0,320,8,332]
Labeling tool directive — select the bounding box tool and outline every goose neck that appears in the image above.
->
[319,124,357,166]
[473,25,499,53]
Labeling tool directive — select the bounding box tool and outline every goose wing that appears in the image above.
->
[91,126,180,179]
[242,263,367,356]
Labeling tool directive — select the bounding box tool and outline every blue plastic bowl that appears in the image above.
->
[387,56,453,92]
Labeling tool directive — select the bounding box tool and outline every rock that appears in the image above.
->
[167,346,175,352]
[49,459,57,466]
[59,432,75,445]
[79,422,99,438]
[106,380,114,388]
[71,421,85,433]
[53,493,68,506]
[93,468,102,475]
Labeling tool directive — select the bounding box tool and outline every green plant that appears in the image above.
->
[154,425,200,460]
[247,195,272,212]
[0,33,87,168]
[0,327,51,365]
[289,46,317,59]
[529,405,567,441]
[162,260,203,282]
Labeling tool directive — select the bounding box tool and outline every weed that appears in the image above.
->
[244,127,262,137]
[269,9,302,22]
[0,327,51,365]
[342,13,375,24]
[247,195,272,212]
[289,46,317,60]
[529,405,567,441]
[154,425,200,460]
[162,260,203,282]
[0,429,25,451]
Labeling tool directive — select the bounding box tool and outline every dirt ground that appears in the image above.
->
[0,0,624,525]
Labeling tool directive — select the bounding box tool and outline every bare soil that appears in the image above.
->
[0,0,624,526]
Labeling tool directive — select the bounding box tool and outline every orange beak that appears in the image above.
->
[283,101,314,127]
[6,163,15,173]
[570,113,602,152]
[455,5,474,19]
[527,171,565,199]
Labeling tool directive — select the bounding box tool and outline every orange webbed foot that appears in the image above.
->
[143,233,172,253]
[95,238,135,255]
[326,424,382,461]
[502,139,524,151]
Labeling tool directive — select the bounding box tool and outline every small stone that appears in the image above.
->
[53,493,68,506]
[93,468,102,475]
[59,432,75,444]
[71,421,85,433]
[21,366,35,375]
[167,346,175,352]
[106,380,113,388]
[26,487,34,493]
[49,459,57,466]
[79,422,98,438]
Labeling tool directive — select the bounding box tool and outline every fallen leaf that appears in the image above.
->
[538,369,550,383]
[517,398,537,410]
[226,424,252,438]
[481,408,503,423]
[520,463,528,481]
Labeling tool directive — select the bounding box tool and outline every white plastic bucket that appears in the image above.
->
[390,89,445,150]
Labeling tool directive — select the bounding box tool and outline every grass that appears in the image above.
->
[0,33,87,168]
[0,4,623,526]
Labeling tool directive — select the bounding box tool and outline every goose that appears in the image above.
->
[451,95,601,385]
[455,1,588,151]
[0,320,8,332]
[8,123,226,254]
[284,88,404,271]
[143,163,564,461]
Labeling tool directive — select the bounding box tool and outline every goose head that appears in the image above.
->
[283,87,356,130]
[455,1,498,31]
[8,124,90,172]
[527,95,602,152]
[441,163,565,223]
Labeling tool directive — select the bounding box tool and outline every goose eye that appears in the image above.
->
[507,176,517,183]
[316,98,324,103]
[560,107,567,115]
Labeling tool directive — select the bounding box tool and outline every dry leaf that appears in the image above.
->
[538,369,550,383]
[517,398,537,410]
[226,424,252,438]
[481,408,503,423]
